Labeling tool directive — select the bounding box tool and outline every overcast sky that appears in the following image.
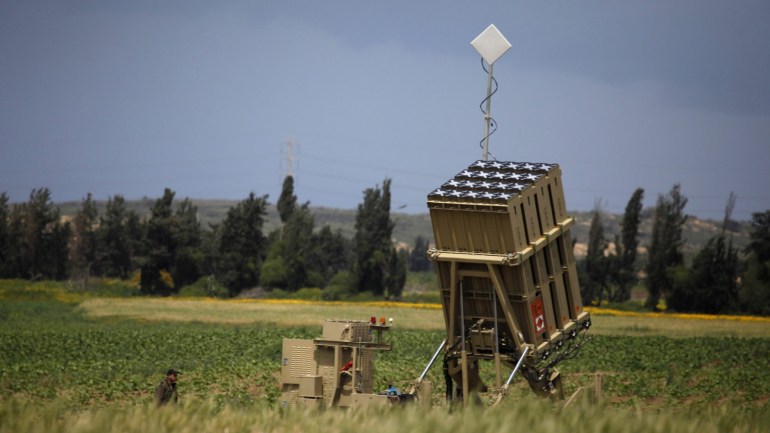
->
[1,1,769,221]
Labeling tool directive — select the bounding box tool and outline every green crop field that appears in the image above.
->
[1,280,769,433]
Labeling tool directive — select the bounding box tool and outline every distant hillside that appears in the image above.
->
[57,199,433,248]
[568,210,751,263]
[57,199,752,263]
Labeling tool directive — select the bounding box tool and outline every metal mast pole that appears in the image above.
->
[482,63,493,161]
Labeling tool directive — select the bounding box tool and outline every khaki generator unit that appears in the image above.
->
[280,319,414,409]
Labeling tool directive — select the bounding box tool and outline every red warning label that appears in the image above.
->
[531,297,546,334]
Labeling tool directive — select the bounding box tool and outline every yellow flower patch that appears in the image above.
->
[584,306,770,323]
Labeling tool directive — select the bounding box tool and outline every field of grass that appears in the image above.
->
[2,280,770,433]
[3,398,769,433]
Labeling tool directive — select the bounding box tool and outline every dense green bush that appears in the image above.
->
[177,276,229,299]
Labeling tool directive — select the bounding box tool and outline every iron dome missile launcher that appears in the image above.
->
[427,160,591,404]
[278,160,592,409]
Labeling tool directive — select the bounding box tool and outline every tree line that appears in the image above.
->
[3,178,769,315]
[578,185,770,315]
[0,176,427,299]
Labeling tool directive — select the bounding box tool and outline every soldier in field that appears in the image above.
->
[155,368,179,406]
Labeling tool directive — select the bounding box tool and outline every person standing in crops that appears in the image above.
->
[155,368,179,406]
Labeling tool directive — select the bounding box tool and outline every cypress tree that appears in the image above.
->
[69,193,98,288]
[645,184,688,310]
[668,234,739,313]
[312,225,351,287]
[140,188,177,295]
[19,188,70,280]
[277,175,298,225]
[610,188,644,302]
[282,204,315,291]
[0,193,11,277]
[172,198,202,288]
[353,178,395,296]
[216,192,269,295]
[95,195,139,279]
[409,235,432,272]
[583,205,609,305]
[740,210,770,315]
[3,202,25,278]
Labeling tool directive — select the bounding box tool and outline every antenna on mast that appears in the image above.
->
[471,24,511,161]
